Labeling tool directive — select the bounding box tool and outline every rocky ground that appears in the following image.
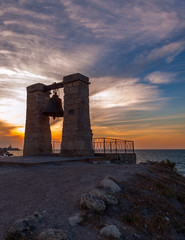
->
[0,160,185,239]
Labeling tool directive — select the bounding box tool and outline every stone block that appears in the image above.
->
[27,83,46,93]
[63,73,89,85]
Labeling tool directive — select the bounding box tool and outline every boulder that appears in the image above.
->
[90,188,118,205]
[100,225,121,239]
[98,177,121,193]
[28,212,43,224]
[68,213,83,226]
[5,218,33,240]
[37,229,68,240]
[5,212,43,240]
[80,193,106,212]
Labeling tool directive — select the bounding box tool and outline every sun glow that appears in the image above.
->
[91,123,185,149]
[11,128,25,138]
[50,118,63,142]
[0,98,26,126]
[90,80,159,109]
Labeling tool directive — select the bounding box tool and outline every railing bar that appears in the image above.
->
[53,138,135,154]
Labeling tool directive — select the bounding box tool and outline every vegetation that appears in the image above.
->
[97,160,185,240]
[118,161,185,239]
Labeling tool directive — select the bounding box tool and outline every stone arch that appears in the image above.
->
[23,73,94,157]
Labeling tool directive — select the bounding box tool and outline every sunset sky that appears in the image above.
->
[0,0,185,149]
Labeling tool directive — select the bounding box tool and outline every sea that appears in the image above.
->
[8,149,185,176]
[136,149,185,176]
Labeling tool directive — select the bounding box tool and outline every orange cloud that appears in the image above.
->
[91,125,185,149]
[0,120,24,148]
[135,133,185,149]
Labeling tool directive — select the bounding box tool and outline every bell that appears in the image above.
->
[43,92,64,119]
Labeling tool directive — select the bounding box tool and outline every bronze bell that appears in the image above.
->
[43,92,64,119]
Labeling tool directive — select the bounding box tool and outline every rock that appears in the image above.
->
[132,233,141,239]
[98,177,121,193]
[68,213,83,226]
[100,225,121,239]
[90,188,118,205]
[28,212,43,224]
[91,160,111,164]
[37,229,67,240]
[80,193,106,212]
[5,218,33,240]
[165,216,170,221]
[5,212,43,240]
[0,149,12,156]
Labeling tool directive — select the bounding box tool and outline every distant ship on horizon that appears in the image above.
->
[3,145,20,151]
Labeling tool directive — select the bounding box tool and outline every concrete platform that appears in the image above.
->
[0,155,104,166]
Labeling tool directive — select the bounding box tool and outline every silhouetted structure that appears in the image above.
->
[23,73,94,157]
[61,74,94,156]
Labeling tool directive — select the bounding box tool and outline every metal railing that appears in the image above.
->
[93,138,135,154]
[52,138,135,154]
[52,141,61,153]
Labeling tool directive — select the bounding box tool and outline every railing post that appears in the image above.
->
[110,141,112,153]
[125,140,127,154]
[115,139,117,154]
[103,138,106,154]
[132,141,135,153]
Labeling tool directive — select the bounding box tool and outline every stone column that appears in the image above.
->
[23,83,52,156]
[61,73,94,156]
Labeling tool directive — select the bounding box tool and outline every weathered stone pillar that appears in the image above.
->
[61,73,94,156]
[23,83,52,156]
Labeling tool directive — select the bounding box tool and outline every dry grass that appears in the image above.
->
[77,161,185,240]
[117,161,185,239]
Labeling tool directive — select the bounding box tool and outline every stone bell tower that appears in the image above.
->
[23,73,94,157]
[61,73,94,156]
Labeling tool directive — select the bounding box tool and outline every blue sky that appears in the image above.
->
[0,0,185,148]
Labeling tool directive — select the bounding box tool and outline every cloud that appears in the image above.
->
[91,112,185,147]
[144,71,177,84]
[147,41,185,63]
[1,5,54,21]
[60,0,185,44]
[0,67,49,101]
[0,120,18,135]
[0,3,104,80]
[0,120,23,148]
[90,77,160,109]
[0,1,104,125]
[89,75,177,138]
[134,41,185,64]
[1,0,184,84]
